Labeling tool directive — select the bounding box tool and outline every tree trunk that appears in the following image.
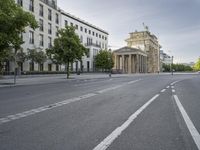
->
[66,61,70,79]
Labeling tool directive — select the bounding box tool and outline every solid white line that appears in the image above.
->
[161,89,166,93]
[127,79,142,85]
[174,95,200,150]
[93,94,160,150]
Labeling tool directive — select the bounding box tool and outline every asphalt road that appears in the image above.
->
[0,74,200,150]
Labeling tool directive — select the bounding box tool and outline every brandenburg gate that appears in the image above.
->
[113,47,147,74]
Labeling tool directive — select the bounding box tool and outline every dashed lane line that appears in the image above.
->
[93,94,160,150]
[174,95,200,150]
[161,89,166,93]
[0,79,142,125]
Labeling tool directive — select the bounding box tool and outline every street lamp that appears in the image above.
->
[108,49,112,77]
[171,56,174,75]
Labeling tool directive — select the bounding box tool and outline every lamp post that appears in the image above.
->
[108,49,112,77]
[171,56,174,75]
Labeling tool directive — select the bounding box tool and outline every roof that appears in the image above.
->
[61,10,109,35]
[113,46,147,56]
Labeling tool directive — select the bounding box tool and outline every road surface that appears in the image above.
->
[0,74,200,150]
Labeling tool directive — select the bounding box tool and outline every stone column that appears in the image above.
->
[114,54,117,69]
[132,55,135,73]
[122,55,125,73]
[136,55,139,73]
[128,54,132,74]
[141,56,144,73]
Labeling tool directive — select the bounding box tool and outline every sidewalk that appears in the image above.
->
[0,73,136,88]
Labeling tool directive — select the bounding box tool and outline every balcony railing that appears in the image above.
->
[40,0,57,9]
[85,43,101,48]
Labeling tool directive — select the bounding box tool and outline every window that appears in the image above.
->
[29,31,34,44]
[17,0,23,6]
[105,37,107,40]
[80,26,83,31]
[48,37,52,48]
[39,4,43,17]
[102,35,104,40]
[96,33,98,37]
[39,34,44,46]
[99,34,101,38]
[48,64,52,71]
[29,0,34,12]
[70,22,73,27]
[92,31,95,36]
[39,19,43,31]
[75,24,78,30]
[80,35,83,43]
[48,9,52,21]
[65,20,68,26]
[48,23,52,34]
[85,28,87,33]
[56,26,59,36]
[56,13,59,24]
[89,30,91,34]
[29,62,34,71]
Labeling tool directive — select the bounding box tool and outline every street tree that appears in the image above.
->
[46,26,88,78]
[27,48,47,71]
[0,0,38,73]
[194,58,200,71]
[94,50,114,72]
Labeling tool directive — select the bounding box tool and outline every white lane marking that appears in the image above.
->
[127,79,142,85]
[171,86,174,89]
[93,94,160,150]
[161,89,166,93]
[171,80,181,86]
[172,89,175,93]
[166,86,170,89]
[174,95,200,150]
[0,80,141,125]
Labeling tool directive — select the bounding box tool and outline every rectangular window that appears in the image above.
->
[92,31,95,36]
[65,20,68,26]
[39,34,44,46]
[89,30,91,34]
[75,24,78,30]
[48,37,52,48]
[85,28,87,33]
[70,22,73,27]
[105,37,107,40]
[102,35,104,40]
[29,31,34,44]
[48,64,52,71]
[80,26,83,31]
[56,13,59,24]
[39,4,43,17]
[99,34,101,38]
[48,9,52,21]
[56,26,59,36]
[29,0,34,12]
[39,19,43,31]
[96,33,98,37]
[17,0,23,6]
[48,23,52,34]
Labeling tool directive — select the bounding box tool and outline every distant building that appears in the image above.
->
[125,30,161,73]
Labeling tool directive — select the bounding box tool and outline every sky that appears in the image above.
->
[57,0,200,63]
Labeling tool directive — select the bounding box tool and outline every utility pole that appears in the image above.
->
[171,56,174,75]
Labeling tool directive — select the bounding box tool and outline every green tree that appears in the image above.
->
[194,58,200,71]
[27,48,47,71]
[94,50,114,71]
[46,26,88,78]
[0,0,38,75]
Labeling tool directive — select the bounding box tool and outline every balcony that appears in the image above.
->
[85,43,101,48]
[40,0,57,9]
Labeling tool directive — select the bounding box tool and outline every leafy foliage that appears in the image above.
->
[46,26,88,78]
[162,63,193,72]
[94,50,114,71]
[194,58,200,71]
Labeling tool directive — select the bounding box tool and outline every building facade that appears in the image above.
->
[113,47,147,74]
[61,11,108,72]
[7,0,108,73]
[125,30,160,73]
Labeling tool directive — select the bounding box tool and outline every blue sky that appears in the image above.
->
[58,0,200,63]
